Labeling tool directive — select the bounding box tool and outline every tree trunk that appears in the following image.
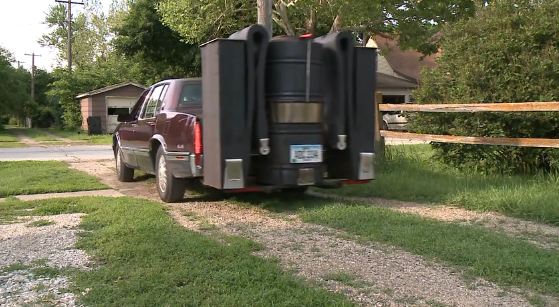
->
[305,8,316,34]
[274,1,295,36]
[329,15,342,33]
[257,0,273,37]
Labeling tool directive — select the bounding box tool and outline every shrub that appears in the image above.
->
[411,0,559,174]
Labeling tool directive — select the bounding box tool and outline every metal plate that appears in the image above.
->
[298,168,315,185]
[290,145,323,164]
[223,159,244,189]
[358,152,375,180]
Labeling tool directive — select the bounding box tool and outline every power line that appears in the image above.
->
[23,52,41,102]
[24,52,41,128]
[55,0,84,72]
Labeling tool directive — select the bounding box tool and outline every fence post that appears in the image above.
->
[374,92,385,157]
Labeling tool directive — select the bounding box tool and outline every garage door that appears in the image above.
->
[106,97,136,133]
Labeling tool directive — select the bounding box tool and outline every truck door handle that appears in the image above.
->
[131,123,138,128]
[147,122,156,126]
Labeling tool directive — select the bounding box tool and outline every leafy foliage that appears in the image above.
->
[48,55,145,129]
[43,2,148,128]
[0,47,31,120]
[158,0,256,44]
[112,0,203,79]
[158,0,477,53]
[412,0,559,173]
[40,3,111,67]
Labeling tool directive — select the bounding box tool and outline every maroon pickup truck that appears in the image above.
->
[114,78,203,202]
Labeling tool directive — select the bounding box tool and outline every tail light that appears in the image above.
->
[194,121,203,155]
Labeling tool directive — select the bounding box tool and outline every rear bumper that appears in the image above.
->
[165,152,202,178]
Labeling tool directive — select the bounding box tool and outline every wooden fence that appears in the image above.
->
[375,101,559,149]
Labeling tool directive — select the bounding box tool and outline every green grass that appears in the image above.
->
[321,145,559,225]
[49,129,113,144]
[234,194,559,296]
[1,262,30,273]
[0,197,352,306]
[26,219,55,227]
[10,128,60,141]
[0,128,24,147]
[3,127,111,144]
[0,161,107,197]
[322,271,366,289]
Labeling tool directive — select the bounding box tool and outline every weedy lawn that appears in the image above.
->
[0,128,23,148]
[9,128,61,142]
[0,161,107,197]
[322,145,559,225]
[49,129,113,145]
[0,197,351,306]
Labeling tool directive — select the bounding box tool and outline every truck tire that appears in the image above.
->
[156,147,186,203]
[115,145,134,182]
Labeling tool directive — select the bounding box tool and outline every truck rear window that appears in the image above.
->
[178,83,202,106]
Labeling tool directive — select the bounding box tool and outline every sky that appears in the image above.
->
[0,0,110,72]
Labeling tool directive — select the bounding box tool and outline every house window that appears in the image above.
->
[108,108,130,116]
[382,95,406,104]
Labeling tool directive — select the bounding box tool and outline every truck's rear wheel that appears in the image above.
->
[156,147,186,203]
[115,146,134,182]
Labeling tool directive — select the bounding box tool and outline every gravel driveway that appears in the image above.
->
[0,214,90,306]
[70,160,557,306]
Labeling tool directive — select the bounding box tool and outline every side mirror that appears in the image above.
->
[117,114,134,122]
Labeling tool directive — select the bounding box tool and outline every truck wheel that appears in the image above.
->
[156,147,186,203]
[115,146,134,182]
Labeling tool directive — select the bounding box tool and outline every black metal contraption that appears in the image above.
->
[201,25,377,190]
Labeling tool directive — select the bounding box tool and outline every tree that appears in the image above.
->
[112,0,201,80]
[0,47,30,123]
[41,1,149,128]
[412,0,559,173]
[40,3,111,67]
[158,0,478,53]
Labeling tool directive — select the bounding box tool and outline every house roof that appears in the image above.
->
[372,35,438,84]
[76,82,146,99]
[377,72,419,89]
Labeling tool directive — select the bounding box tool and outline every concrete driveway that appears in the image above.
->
[0,145,113,161]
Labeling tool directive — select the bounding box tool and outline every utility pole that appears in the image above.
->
[24,52,41,128]
[257,0,273,37]
[55,0,84,72]
[16,60,25,68]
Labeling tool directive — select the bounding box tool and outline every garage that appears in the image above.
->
[77,82,146,133]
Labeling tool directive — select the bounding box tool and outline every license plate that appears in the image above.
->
[290,145,322,164]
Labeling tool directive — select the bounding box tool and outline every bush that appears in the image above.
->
[412,0,559,174]
[7,117,19,126]
[32,107,56,128]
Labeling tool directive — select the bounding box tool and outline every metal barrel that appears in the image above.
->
[255,36,325,186]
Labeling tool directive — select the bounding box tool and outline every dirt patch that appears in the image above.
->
[10,130,39,146]
[0,214,90,306]
[40,131,80,144]
[69,160,159,200]
[2,189,123,202]
[310,192,559,250]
